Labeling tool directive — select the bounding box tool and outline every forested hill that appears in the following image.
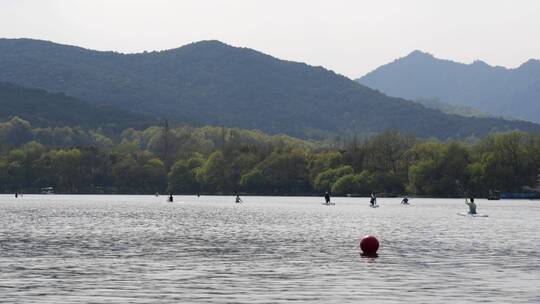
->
[357,50,540,123]
[1,39,540,139]
[0,82,156,130]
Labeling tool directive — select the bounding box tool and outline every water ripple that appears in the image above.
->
[1,195,539,303]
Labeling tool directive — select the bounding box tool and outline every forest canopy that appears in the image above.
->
[1,116,539,197]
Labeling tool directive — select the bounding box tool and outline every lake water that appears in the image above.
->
[1,195,539,303]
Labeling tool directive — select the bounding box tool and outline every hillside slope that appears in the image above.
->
[1,39,539,138]
[0,82,156,129]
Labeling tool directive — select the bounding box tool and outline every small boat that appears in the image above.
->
[40,187,54,194]
[457,212,488,218]
[487,190,500,200]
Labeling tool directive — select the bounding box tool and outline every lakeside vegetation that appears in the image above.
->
[1,116,539,197]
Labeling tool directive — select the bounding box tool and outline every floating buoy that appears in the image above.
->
[360,235,379,255]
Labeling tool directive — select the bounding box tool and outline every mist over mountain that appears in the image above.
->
[358,50,540,123]
[1,38,540,139]
[413,97,494,118]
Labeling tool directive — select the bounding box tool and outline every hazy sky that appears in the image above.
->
[1,0,539,78]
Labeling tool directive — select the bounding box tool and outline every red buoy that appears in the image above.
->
[360,235,379,255]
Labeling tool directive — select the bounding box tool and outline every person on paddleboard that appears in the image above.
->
[168,193,174,202]
[465,197,476,214]
[401,195,409,205]
[235,194,242,203]
[370,193,377,206]
[324,191,331,205]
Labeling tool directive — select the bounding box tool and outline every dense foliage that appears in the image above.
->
[1,117,539,197]
[1,39,539,139]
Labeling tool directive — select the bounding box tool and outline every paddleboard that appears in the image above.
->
[370,204,380,208]
[457,212,488,217]
[322,203,335,205]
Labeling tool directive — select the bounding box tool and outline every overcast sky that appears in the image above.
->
[1,0,539,78]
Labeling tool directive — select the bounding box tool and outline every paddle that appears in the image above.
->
[455,179,468,199]
[456,179,481,215]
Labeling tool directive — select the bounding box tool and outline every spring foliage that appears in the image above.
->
[1,117,539,197]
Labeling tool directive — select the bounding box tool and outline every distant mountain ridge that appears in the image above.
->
[357,50,540,123]
[1,38,540,139]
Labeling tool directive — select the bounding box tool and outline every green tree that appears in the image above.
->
[364,130,416,175]
[168,159,200,194]
[474,132,536,191]
[50,148,82,192]
[111,154,143,192]
[313,165,353,192]
[239,169,265,192]
[142,158,166,193]
[407,142,470,196]
[254,150,310,194]
[230,153,261,190]
[309,151,345,185]
[196,151,231,193]
[0,117,33,147]
[331,174,359,195]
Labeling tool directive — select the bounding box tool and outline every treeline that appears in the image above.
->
[1,117,539,197]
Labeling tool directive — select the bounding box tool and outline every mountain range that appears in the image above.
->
[1,38,540,139]
[357,50,540,123]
